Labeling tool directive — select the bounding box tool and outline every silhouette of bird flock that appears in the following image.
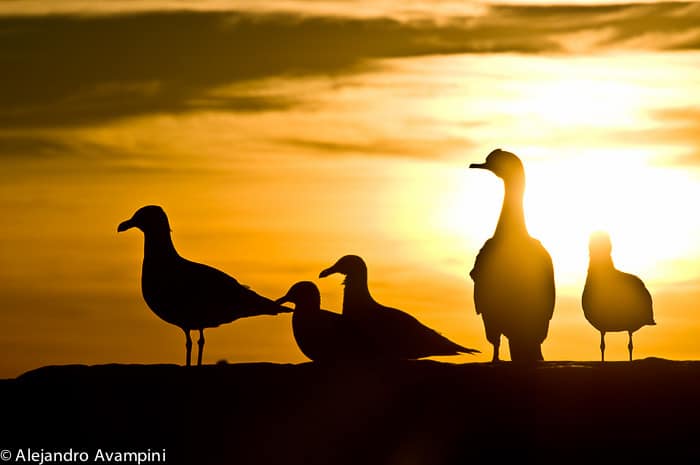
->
[119,149,655,366]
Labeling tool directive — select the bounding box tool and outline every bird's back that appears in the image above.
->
[471,235,555,343]
[142,256,283,330]
[582,267,654,333]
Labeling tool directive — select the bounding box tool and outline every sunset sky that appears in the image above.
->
[1,0,699,377]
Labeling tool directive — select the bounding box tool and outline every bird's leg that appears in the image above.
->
[185,329,193,367]
[600,331,606,362]
[627,331,633,362]
[197,329,205,366]
[491,337,500,363]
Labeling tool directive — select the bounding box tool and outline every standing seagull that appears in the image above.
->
[118,205,289,366]
[319,255,479,359]
[582,231,655,361]
[469,149,555,362]
[276,281,376,362]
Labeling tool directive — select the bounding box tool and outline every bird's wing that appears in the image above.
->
[469,238,494,283]
[374,304,479,357]
[178,259,289,324]
[622,271,655,322]
[470,238,497,316]
[530,238,556,322]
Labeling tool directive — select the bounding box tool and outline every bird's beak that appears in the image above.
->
[117,218,134,232]
[318,265,338,279]
[469,162,489,169]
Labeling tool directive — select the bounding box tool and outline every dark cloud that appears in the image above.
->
[0,134,175,174]
[0,134,139,161]
[0,135,76,159]
[1,4,698,128]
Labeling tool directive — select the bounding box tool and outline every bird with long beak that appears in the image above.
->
[118,205,289,366]
[469,149,555,363]
[319,255,480,359]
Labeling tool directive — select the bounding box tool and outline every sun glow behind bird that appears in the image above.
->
[387,53,700,293]
[526,153,700,286]
[408,152,700,286]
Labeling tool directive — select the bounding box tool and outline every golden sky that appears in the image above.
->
[1,1,699,377]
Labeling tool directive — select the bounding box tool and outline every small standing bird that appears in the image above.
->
[276,281,376,362]
[469,149,555,362]
[582,231,655,361]
[118,205,289,366]
[319,255,479,359]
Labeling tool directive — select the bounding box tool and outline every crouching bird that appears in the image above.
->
[469,149,555,362]
[276,281,376,362]
[319,255,479,359]
[118,205,289,366]
[582,231,655,361]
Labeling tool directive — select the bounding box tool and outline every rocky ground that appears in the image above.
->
[3,359,699,464]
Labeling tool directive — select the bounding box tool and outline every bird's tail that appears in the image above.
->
[242,288,293,316]
[456,344,480,355]
[440,336,480,355]
[430,329,480,356]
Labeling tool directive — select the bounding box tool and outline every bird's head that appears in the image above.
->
[319,255,368,285]
[117,205,171,235]
[589,231,613,258]
[275,281,321,311]
[469,149,525,183]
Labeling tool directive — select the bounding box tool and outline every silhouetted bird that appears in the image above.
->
[118,205,289,366]
[582,231,655,361]
[469,149,555,362]
[319,255,479,359]
[276,281,376,362]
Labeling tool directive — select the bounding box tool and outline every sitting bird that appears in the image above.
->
[469,149,555,362]
[118,205,289,366]
[276,281,376,362]
[319,255,479,359]
[582,231,655,361]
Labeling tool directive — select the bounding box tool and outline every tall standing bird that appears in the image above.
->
[275,281,376,362]
[469,149,555,362]
[118,205,289,366]
[582,231,655,361]
[319,255,479,359]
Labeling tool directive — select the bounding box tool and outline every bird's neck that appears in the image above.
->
[342,273,374,314]
[143,230,178,262]
[588,255,615,272]
[494,179,528,237]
